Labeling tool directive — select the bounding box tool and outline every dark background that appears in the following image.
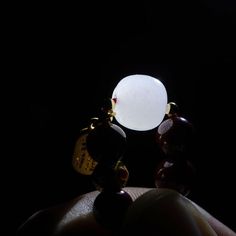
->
[4,1,236,233]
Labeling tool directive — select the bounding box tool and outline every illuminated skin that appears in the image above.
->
[17,187,236,236]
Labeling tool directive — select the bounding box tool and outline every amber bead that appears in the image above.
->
[91,163,129,192]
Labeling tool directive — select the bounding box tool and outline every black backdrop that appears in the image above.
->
[4,1,236,233]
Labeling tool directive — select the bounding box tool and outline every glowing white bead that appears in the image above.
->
[112,74,168,131]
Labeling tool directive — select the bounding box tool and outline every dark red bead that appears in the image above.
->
[93,190,133,230]
[154,159,196,196]
[86,123,126,165]
[156,115,194,158]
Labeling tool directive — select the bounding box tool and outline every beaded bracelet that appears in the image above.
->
[72,75,196,230]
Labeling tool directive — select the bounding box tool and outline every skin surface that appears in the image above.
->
[17,187,236,236]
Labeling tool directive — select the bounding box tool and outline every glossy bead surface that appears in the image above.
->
[93,190,133,230]
[154,159,196,196]
[86,123,126,165]
[91,163,129,192]
[156,115,194,158]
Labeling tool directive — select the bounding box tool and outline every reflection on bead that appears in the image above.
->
[91,162,129,192]
[93,190,133,230]
[156,115,194,158]
[86,123,126,166]
[154,159,196,196]
[165,102,179,117]
[115,162,129,187]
